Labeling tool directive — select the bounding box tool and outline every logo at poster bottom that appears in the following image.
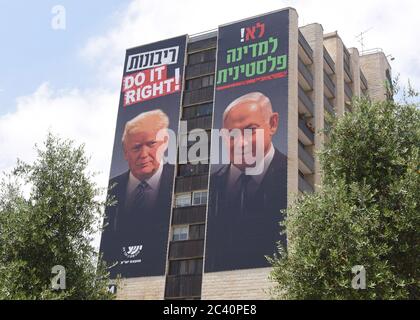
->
[122,245,143,259]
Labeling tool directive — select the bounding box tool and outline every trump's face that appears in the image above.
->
[223,100,278,170]
[123,127,168,180]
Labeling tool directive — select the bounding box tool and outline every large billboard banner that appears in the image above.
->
[205,10,289,272]
[100,35,187,278]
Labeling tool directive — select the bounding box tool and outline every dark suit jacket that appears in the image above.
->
[205,148,288,272]
[99,164,174,278]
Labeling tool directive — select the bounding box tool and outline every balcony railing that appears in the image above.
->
[175,174,208,193]
[298,31,313,64]
[344,82,353,101]
[298,85,314,117]
[298,174,314,193]
[186,61,216,79]
[324,95,335,116]
[165,274,202,299]
[178,163,209,177]
[298,57,314,90]
[169,239,205,260]
[183,87,214,106]
[298,143,315,173]
[298,117,314,145]
[344,62,353,83]
[172,205,207,225]
[187,37,217,53]
[183,115,212,130]
[360,70,368,89]
[324,70,336,98]
[323,47,335,74]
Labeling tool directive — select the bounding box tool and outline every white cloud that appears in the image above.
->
[79,0,420,90]
[0,83,118,249]
[0,82,117,195]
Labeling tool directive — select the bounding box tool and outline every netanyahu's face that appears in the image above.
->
[223,100,278,170]
[123,127,168,180]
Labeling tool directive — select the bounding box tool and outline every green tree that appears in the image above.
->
[269,91,419,299]
[0,133,115,299]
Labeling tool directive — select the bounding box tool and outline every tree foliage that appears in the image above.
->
[269,92,419,299]
[0,133,115,299]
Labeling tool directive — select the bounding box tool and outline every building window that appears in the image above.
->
[168,258,203,275]
[189,224,206,240]
[185,75,214,91]
[175,193,191,207]
[172,226,189,241]
[188,49,216,65]
[192,191,208,206]
[178,164,209,177]
[182,103,213,119]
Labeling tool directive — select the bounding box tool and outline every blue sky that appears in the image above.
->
[0,0,130,115]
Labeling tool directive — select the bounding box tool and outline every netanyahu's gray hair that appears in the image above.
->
[223,92,273,124]
[122,109,169,145]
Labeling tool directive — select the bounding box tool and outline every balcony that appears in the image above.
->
[178,163,209,177]
[298,57,313,91]
[183,115,212,130]
[298,143,314,174]
[324,70,336,98]
[175,174,208,193]
[344,61,353,83]
[298,174,314,193]
[298,31,313,65]
[183,87,214,106]
[186,61,216,79]
[169,239,205,260]
[187,36,217,53]
[344,82,353,103]
[172,205,207,225]
[165,274,202,299]
[298,117,314,146]
[324,95,335,116]
[323,47,335,74]
[298,85,314,117]
[360,70,368,90]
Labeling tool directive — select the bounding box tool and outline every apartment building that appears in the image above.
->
[102,7,392,300]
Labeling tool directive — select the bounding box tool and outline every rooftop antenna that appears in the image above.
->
[356,28,373,54]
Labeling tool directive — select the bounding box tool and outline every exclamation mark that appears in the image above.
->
[240,28,245,42]
[174,68,180,91]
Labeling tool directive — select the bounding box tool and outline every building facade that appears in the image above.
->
[104,7,392,300]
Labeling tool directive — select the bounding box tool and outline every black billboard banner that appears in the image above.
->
[205,10,289,272]
[100,35,187,278]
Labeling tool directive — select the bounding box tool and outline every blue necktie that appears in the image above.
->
[129,180,149,211]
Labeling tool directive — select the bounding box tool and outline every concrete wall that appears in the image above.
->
[300,23,324,190]
[201,268,274,300]
[349,47,361,98]
[324,32,345,117]
[360,52,391,101]
[116,276,165,300]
